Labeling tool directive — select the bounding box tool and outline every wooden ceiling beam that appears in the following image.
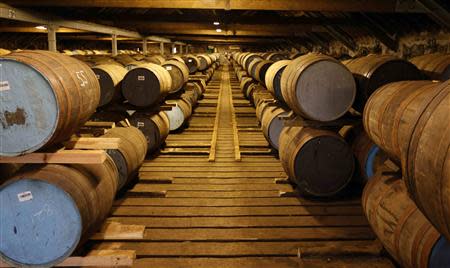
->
[132,21,325,37]
[3,0,427,12]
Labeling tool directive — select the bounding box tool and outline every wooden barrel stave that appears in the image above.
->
[344,54,423,112]
[410,53,450,81]
[101,127,148,189]
[362,166,450,268]
[92,64,127,107]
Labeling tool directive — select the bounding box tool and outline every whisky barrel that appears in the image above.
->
[237,70,248,82]
[248,57,263,78]
[183,54,201,74]
[169,55,185,63]
[265,52,288,61]
[363,80,450,239]
[255,101,271,122]
[113,54,136,66]
[265,60,291,104]
[197,54,212,71]
[248,84,271,106]
[164,98,192,131]
[0,157,118,267]
[240,77,256,96]
[344,54,423,112]
[404,81,450,241]
[243,54,263,73]
[102,127,147,189]
[362,167,450,268]
[279,126,354,196]
[410,53,450,81]
[129,111,170,153]
[92,64,127,107]
[261,106,289,150]
[281,53,356,122]
[162,60,189,93]
[0,50,100,156]
[121,63,172,107]
[144,55,165,65]
[253,60,274,84]
[340,126,388,183]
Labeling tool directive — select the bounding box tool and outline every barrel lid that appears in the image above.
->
[0,179,81,266]
[294,135,354,196]
[164,105,184,131]
[295,60,356,121]
[121,67,160,107]
[0,59,58,156]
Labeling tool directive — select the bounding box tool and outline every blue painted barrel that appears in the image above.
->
[0,157,118,267]
[0,50,100,156]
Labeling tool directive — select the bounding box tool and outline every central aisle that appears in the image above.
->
[88,63,394,268]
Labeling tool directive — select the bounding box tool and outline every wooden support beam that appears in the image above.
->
[417,0,450,29]
[142,38,148,54]
[0,150,107,164]
[3,0,427,12]
[125,22,325,37]
[112,34,118,56]
[160,42,164,55]
[356,13,398,51]
[47,24,57,52]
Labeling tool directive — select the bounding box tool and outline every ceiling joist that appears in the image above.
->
[3,0,427,12]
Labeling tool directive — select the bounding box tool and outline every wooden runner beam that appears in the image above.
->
[208,71,223,162]
[0,150,107,164]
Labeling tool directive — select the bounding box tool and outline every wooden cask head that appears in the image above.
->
[281,53,356,122]
[0,50,100,156]
[279,127,354,197]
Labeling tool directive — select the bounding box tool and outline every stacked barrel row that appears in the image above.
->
[0,50,219,267]
[84,53,218,153]
[232,51,358,197]
[0,50,144,267]
[232,51,450,267]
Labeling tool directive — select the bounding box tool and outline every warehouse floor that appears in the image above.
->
[88,65,394,267]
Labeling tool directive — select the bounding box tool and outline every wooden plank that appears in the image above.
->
[130,257,394,268]
[106,215,369,228]
[91,222,145,240]
[138,178,281,184]
[63,137,121,149]
[111,206,364,217]
[138,171,286,177]
[114,197,362,207]
[91,240,383,257]
[139,166,285,172]
[130,227,374,241]
[141,162,283,167]
[84,121,115,128]
[0,150,106,164]
[130,183,293,192]
[158,191,284,198]
[208,73,222,162]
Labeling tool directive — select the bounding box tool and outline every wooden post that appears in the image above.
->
[179,44,183,54]
[142,38,148,55]
[47,24,58,52]
[171,43,176,54]
[160,42,164,55]
[112,34,118,56]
